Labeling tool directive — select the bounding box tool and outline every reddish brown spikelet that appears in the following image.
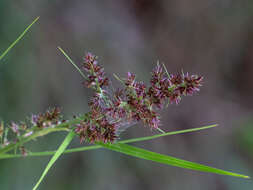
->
[74,52,203,144]
[31,107,62,128]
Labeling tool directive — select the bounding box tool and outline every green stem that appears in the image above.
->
[0,115,87,154]
[0,124,217,159]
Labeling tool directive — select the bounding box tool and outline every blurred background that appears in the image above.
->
[0,0,253,189]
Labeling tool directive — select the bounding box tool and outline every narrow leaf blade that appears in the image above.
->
[0,124,217,159]
[98,143,250,179]
[58,46,87,79]
[32,131,75,190]
[0,17,39,62]
[120,124,218,144]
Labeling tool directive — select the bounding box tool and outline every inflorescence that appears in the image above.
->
[75,53,203,143]
[0,107,63,156]
[0,52,203,153]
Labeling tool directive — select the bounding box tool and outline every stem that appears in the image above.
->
[157,127,165,134]
[0,115,87,154]
[0,124,217,159]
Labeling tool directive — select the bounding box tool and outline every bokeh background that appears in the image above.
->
[1,0,253,189]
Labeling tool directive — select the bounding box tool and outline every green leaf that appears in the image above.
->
[32,131,75,190]
[97,142,250,179]
[0,124,217,159]
[120,124,218,144]
[0,17,39,62]
[1,124,248,179]
[57,46,87,79]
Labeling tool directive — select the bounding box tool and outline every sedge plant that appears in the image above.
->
[0,17,250,190]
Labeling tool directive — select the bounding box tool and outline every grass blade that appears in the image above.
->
[120,124,218,144]
[0,124,217,159]
[32,131,75,190]
[0,17,39,62]
[57,46,87,79]
[98,142,250,179]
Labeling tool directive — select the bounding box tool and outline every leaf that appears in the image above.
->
[0,17,39,62]
[120,124,218,144]
[32,131,75,190]
[1,124,249,179]
[97,142,250,179]
[57,46,87,79]
[0,124,217,159]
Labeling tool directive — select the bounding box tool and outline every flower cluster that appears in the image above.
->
[148,65,203,107]
[75,53,203,144]
[0,107,63,153]
[118,72,161,130]
[74,112,117,143]
[0,53,203,148]
[81,52,109,90]
[31,107,62,128]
